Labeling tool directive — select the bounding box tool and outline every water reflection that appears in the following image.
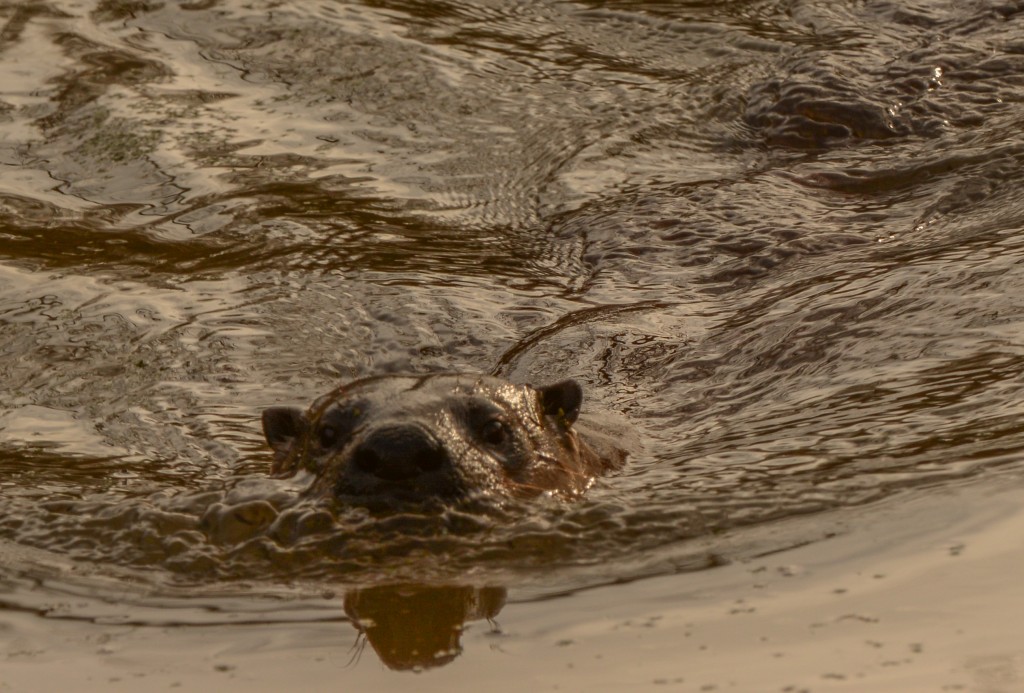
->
[345,584,506,671]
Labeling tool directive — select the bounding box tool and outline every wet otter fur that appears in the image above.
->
[261,373,624,503]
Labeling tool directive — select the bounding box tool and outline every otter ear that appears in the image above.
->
[536,379,583,427]
[262,406,308,455]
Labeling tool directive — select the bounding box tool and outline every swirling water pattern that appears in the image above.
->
[1,0,1024,599]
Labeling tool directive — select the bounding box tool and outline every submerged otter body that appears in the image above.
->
[262,373,624,503]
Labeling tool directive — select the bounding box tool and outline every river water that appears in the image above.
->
[1,0,1024,686]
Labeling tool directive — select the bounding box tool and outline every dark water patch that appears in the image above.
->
[546,171,882,302]
[743,0,1024,152]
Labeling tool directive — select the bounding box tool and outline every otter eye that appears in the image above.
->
[319,425,339,448]
[480,419,508,446]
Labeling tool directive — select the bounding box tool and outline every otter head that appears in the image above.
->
[261,374,612,504]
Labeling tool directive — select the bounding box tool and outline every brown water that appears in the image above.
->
[2,0,1024,683]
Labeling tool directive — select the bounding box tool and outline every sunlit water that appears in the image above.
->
[2,0,1024,622]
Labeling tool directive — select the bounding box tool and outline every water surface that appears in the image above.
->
[2,0,1024,677]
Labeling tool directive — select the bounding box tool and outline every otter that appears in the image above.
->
[261,373,623,503]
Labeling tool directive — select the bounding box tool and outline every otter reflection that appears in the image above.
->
[344,584,506,670]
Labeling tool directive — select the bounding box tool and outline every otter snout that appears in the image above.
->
[352,424,450,482]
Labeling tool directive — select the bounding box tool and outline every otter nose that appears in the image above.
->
[353,425,449,482]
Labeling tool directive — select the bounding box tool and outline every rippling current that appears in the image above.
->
[2,0,1024,599]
